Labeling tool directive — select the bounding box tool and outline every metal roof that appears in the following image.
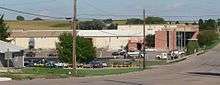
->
[0,40,24,53]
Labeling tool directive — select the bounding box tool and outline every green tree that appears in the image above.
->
[198,19,204,30]
[79,19,105,30]
[56,33,96,63]
[106,23,118,30]
[145,34,155,48]
[103,19,113,24]
[16,15,25,21]
[197,30,219,46]
[0,15,10,42]
[199,19,217,30]
[186,40,199,55]
[217,19,220,26]
[175,21,180,24]
[145,17,166,24]
[126,18,143,25]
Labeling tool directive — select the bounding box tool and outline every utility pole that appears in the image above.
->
[72,0,77,70]
[142,9,146,69]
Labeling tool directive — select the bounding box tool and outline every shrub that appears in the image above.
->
[16,16,25,21]
[56,33,96,63]
[198,30,219,47]
[186,40,199,55]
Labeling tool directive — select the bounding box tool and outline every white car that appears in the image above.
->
[127,51,140,57]
[54,63,68,67]
[156,53,168,59]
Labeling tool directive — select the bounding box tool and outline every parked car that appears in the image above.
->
[112,49,127,56]
[170,50,185,56]
[84,61,104,68]
[118,49,126,55]
[54,63,68,68]
[24,61,34,67]
[156,53,168,60]
[139,51,147,58]
[102,62,108,67]
[125,51,140,58]
[112,52,120,56]
[45,61,56,68]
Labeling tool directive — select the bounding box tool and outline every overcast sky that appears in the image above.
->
[1,0,220,20]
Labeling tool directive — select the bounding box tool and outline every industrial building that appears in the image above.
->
[9,24,199,53]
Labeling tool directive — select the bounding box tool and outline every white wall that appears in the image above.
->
[11,37,59,49]
[34,37,59,49]
[11,38,29,49]
[92,37,130,50]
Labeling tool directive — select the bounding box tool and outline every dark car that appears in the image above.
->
[112,52,120,56]
[89,61,104,68]
[24,61,34,67]
[45,61,56,68]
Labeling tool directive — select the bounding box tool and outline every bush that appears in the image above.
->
[16,16,25,21]
[56,33,96,63]
[186,40,199,55]
[198,30,219,47]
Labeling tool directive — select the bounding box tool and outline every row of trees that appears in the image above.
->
[198,19,219,47]
[126,17,166,25]
[187,18,219,54]
[198,19,218,31]
[16,15,43,21]
[79,19,117,30]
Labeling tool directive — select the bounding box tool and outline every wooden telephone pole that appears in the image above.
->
[143,9,146,69]
[72,0,77,70]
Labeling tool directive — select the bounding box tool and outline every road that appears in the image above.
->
[1,44,220,85]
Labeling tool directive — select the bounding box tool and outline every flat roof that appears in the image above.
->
[0,40,24,53]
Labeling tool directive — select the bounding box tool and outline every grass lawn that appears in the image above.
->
[112,20,127,25]
[205,37,220,49]
[0,67,143,80]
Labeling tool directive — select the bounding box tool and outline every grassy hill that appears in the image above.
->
[6,20,70,30]
[6,20,127,30]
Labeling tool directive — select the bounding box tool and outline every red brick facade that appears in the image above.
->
[155,31,177,51]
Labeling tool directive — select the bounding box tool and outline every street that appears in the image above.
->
[1,44,220,85]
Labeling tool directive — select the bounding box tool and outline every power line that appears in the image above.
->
[0,6,65,19]
[1,6,220,21]
[2,0,58,6]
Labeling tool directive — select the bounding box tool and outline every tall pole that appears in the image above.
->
[143,9,146,69]
[72,0,77,70]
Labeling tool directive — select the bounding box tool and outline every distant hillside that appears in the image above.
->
[5,20,128,30]
[6,20,70,30]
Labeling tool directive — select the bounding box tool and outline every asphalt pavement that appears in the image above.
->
[1,44,220,85]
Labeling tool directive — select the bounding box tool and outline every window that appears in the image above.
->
[29,38,35,49]
[167,31,169,48]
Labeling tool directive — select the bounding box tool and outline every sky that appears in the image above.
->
[1,0,220,20]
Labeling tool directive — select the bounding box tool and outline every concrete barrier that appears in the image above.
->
[0,77,11,81]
